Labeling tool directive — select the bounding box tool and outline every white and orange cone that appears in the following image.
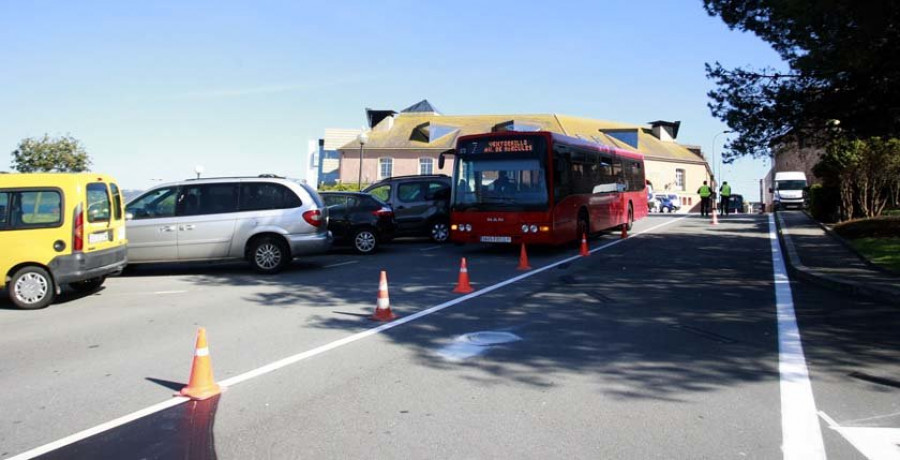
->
[453,258,474,293]
[179,327,222,400]
[372,270,396,322]
[517,243,532,271]
[579,233,591,257]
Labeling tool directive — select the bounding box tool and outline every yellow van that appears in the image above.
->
[0,173,128,309]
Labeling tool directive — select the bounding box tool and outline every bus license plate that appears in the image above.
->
[88,232,110,244]
[480,236,511,243]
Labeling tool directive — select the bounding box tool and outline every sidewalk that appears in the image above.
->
[775,210,900,305]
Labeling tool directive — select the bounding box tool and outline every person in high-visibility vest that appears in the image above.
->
[697,181,712,217]
[719,181,732,216]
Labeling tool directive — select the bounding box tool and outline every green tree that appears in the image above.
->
[704,0,900,161]
[10,134,92,173]
[814,137,900,220]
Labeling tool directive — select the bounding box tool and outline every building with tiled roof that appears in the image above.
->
[327,101,713,212]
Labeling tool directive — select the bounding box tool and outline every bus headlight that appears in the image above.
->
[529,225,538,233]
[521,224,529,233]
[465,224,472,232]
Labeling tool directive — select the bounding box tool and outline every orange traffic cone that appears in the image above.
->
[517,243,532,271]
[579,233,590,257]
[372,270,396,322]
[621,224,628,239]
[179,328,222,400]
[453,258,474,293]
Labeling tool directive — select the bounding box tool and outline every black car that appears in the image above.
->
[721,194,744,214]
[320,192,396,254]
[362,175,452,243]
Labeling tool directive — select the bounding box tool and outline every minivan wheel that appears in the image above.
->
[430,220,450,243]
[69,276,106,293]
[9,266,55,310]
[353,228,378,254]
[249,236,290,274]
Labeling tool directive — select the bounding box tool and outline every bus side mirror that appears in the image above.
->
[438,149,454,170]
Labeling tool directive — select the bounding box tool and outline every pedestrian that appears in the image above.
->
[697,180,712,217]
[719,181,732,216]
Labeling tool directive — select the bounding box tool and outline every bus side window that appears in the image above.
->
[554,157,571,203]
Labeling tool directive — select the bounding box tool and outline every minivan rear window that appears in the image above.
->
[239,183,302,211]
[110,183,123,220]
[86,183,111,223]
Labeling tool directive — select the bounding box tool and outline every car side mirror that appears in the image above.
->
[125,212,134,220]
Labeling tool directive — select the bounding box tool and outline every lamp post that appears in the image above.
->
[711,130,732,187]
[357,132,368,191]
[194,165,204,179]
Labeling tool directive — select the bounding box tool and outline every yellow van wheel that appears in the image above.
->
[9,266,56,310]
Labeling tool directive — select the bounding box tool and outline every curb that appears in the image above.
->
[774,212,900,306]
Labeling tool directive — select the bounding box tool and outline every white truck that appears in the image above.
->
[767,171,808,210]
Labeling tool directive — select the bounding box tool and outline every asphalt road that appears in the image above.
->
[1,214,897,459]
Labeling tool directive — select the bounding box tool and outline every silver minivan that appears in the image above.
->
[125,176,331,273]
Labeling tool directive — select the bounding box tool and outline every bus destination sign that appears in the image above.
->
[483,139,534,153]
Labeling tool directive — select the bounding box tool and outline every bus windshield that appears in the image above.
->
[453,156,549,211]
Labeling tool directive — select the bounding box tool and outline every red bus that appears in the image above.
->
[442,131,648,245]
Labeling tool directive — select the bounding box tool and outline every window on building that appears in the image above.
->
[675,169,685,191]
[379,158,393,180]
[419,157,434,175]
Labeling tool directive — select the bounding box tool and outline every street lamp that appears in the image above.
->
[711,130,732,186]
[357,132,368,191]
[194,165,204,179]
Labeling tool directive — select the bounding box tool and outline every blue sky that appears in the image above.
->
[0,0,785,198]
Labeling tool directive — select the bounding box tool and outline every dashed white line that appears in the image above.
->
[420,245,443,251]
[769,214,826,459]
[8,216,686,460]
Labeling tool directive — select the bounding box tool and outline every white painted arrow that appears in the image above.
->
[820,411,900,460]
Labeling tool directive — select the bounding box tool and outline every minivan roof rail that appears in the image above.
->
[377,174,450,181]
[185,174,286,181]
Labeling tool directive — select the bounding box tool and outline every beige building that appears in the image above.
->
[336,100,712,211]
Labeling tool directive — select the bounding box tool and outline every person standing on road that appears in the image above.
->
[697,180,712,217]
[719,181,732,216]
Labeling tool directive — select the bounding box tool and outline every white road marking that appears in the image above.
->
[819,411,900,460]
[420,245,442,251]
[323,261,358,268]
[153,290,188,295]
[4,398,187,460]
[769,214,826,459]
[8,216,686,460]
